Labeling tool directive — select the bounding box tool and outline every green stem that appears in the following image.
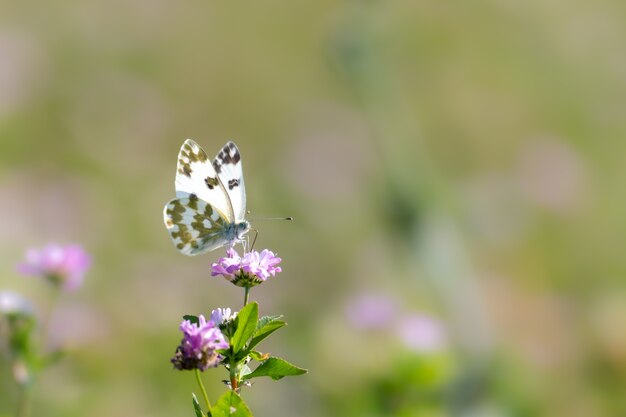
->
[229,360,239,392]
[194,369,211,415]
[243,287,250,306]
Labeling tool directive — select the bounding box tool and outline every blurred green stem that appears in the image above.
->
[194,369,211,415]
[243,287,250,307]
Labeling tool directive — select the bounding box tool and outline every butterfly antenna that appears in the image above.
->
[248,217,294,221]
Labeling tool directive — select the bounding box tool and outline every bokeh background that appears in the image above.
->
[2,0,626,416]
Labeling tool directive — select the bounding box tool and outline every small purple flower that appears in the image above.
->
[171,315,229,371]
[211,248,282,287]
[17,244,91,292]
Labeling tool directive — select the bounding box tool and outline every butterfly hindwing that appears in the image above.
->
[175,139,235,222]
[163,196,232,256]
[213,141,247,221]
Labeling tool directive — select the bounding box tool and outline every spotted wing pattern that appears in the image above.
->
[163,195,231,256]
[212,141,247,222]
[175,139,234,222]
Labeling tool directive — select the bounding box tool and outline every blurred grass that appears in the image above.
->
[2,0,626,416]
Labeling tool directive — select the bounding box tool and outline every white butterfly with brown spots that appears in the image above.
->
[163,139,250,255]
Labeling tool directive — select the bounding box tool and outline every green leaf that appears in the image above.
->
[244,357,307,381]
[255,315,283,330]
[248,319,286,351]
[192,393,205,417]
[230,303,258,353]
[248,350,270,362]
[212,391,253,417]
[183,315,199,325]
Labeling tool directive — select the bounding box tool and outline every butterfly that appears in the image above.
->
[163,139,250,255]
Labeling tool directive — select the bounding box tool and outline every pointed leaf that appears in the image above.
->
[244,357,307,381]
[212,391,253,417]
[192,393,205,417]
[248,320,286,351]
[230,303,258,353]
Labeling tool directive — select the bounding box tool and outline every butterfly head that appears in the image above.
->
[235,220,251,241]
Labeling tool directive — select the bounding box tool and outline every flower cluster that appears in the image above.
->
[171,315,229,371]
[211,248,282,287]
[17,244,91,292]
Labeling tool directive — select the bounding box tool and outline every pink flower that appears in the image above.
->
[211,248,282,287]
[171,315,229,371]
[17,244,91,292]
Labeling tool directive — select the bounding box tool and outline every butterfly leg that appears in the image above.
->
[238,232,253,254]
[240,237,248,253]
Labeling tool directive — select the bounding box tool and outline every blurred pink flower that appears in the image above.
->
[17,244,91,292]
[397,314,447,353]
[345,294,397,330]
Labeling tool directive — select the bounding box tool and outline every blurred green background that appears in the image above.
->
[2,0,626,416]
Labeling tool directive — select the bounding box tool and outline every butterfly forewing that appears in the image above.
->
[175,139,235,222]
[163,196,233,255]
[213,141,247,221]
